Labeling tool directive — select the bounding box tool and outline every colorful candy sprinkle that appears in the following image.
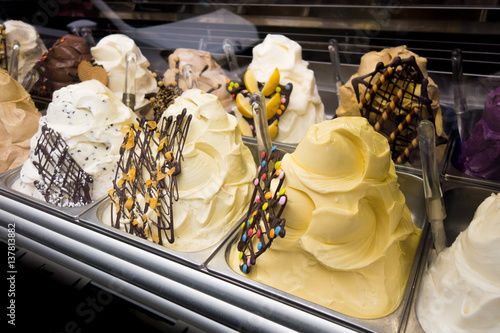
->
[264,191,272,200]
[257,242,262,251]
[279,196,287,205]
[275,226,282,236]
[278,188,286,196]
[262,202,268,210]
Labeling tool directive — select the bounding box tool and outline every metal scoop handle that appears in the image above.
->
[451,49,470,141]
[418,120,447,253]
[182,64,198,89]
[251,92,272,159]
[8,40,20,82]
[22,68,39,92]
[122,51,137,110]
[80,27,96,47]
[223,39,240,81]
[328,39,344,107]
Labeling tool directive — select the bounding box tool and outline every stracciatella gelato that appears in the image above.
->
[336,45,442,136]
[3,20,47,83]
[416,193,500,333]
[228,117,421,319]
[13,80,138,204]
[454,87,500,181]
[0,68,40,173]
[103,89,256,251]
[91,34,158,109]
[162,49,233,111]
[245,34,325,143]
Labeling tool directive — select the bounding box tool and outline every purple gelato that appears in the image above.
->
[456,86,500,181]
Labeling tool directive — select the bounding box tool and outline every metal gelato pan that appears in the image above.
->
[0,166,104,220]
[206,171,428,333]
[402,182,499,333]
[77,140,296,269]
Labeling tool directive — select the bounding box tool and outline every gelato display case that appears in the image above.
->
[1,1,500,332]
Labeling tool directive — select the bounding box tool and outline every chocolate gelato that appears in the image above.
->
[31,34,92,98]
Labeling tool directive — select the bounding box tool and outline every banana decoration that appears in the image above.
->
[226,67,293,140]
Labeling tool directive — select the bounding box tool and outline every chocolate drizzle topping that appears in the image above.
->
[226,71,293,138]
[351,56,434,164]
[237,146,287,274]
[33,124,93,207]
[109,110,192,245]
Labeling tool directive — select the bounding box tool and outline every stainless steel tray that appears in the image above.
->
[207,171,428,333]
[402,183,499,332]
[0,167,104,220]
[78,198,241,269]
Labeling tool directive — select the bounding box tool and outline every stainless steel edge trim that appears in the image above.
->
[0,227,234,333]
[0,194,355,333]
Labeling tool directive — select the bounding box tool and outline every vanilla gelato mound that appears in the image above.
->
[91,34,158,109]
[104,89,256,251]
[245,34,325,143]
[417,193,500,333]
[3,20,47,82]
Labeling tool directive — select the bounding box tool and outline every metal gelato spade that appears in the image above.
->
[418,120,447,253]
[251,92,272,159]
[328,39,344,108]
[8,40,20,82]
[223,38,241,81]
[122,51,137,111]
[181,63,199,89]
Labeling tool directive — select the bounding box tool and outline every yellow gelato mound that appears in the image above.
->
[228,117,421,319]
[0,68,40,173]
